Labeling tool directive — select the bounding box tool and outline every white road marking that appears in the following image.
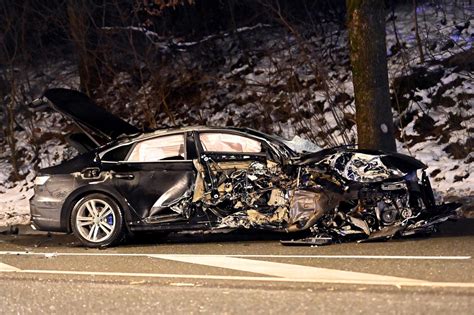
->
[151,254,425,284]
[1,251,473,288]
[0,251,470,260]
[1,268,473,288]
[229,255,473,260]
[0,262,20,272]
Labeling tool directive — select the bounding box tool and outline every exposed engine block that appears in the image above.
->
[358,181,417,228]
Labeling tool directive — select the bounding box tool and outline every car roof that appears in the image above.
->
[97,125,298,161]
[115,125,268,142]
[103,126,290,153]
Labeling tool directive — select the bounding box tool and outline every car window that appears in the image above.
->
[127,134,185,162]
[199,133,262,153]
[101,144,132,161]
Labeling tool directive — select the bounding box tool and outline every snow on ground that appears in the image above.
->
[0,2,472,226]
[0,173,34,226]
[386,2,473,203]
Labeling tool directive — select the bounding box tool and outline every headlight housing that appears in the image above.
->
[34,175,50,186]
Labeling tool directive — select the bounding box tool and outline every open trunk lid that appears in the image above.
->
[42,88,139,147]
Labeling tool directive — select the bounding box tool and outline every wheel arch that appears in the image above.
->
[60,184,138,233]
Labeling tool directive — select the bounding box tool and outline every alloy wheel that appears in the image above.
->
[75,198,116,243]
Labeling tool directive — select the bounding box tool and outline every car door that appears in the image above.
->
[195,131,268,193]
[101,133,196,221]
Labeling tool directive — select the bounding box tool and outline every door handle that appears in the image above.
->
[114,173,134,180]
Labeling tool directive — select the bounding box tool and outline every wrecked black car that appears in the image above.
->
[30,88,461,247]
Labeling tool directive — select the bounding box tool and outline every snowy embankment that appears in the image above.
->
[0,62,79,226]
[386,3,473,210]
[0,3,473,226]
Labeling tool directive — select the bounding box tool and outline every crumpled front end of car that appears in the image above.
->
[169,150,461,245]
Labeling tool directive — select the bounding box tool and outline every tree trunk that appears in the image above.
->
[347,0,396,152]
[67,1,100,96]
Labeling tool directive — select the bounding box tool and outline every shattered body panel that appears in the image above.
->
[189,148,459,245]
[30,89,462,246]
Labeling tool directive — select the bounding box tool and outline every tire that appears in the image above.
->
[70,193,124,247]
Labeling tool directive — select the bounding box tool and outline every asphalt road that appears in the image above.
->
[1,219,474,314]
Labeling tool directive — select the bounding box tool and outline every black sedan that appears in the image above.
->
[30,89,460,247]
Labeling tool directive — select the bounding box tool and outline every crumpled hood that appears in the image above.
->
[295,147,427,173]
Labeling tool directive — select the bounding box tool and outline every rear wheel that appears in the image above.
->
[71,193,124,247]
